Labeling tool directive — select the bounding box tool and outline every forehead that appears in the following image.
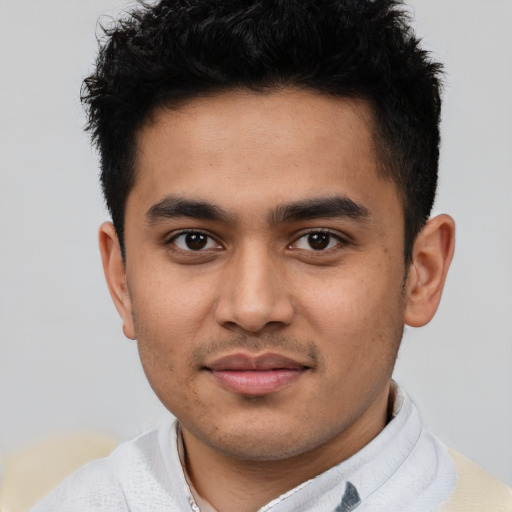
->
[130,88,399,220]
[140,88,377,163]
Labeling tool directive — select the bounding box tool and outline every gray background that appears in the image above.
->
[1,0,511,485]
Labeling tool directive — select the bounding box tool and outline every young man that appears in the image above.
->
[31,0,512,510]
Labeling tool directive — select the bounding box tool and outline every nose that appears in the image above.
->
[214,244,294,334]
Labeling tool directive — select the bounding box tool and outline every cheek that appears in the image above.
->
[298,258,405,351]
[130,269,215,337]
[128,267,224,391]
[132,289,202,416]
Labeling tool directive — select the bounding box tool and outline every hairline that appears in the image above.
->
[118,85,413,262]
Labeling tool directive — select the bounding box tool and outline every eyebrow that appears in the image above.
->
[146,195,233,224]
[145,194,370,226]
[270,196,370,224]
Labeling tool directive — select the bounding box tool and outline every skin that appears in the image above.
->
[100,88,455,512]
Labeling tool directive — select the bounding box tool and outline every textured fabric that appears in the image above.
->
[30,385,478,512]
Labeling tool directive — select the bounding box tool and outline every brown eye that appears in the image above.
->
[290,231,343,251]
[172,232,220,251]
[307,232,330,250]
[185,233,208,250]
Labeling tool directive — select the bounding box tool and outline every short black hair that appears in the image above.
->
[82,0,443,262]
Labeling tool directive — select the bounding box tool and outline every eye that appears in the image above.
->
[170,231,221,251]
[291,231,343,251]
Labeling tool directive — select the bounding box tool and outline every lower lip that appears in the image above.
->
[209,369,305,396]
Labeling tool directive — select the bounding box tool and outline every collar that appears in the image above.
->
[162,382,456,512]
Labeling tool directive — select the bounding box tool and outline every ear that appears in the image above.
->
[404,214,455,327]
[98,222,136,340]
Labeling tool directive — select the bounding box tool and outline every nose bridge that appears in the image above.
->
[215,240,293,332]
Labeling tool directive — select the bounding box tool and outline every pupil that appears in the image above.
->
[308,232,330,250]
[186,233,208,250]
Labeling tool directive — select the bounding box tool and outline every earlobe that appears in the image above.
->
[404,214,456,328]
[98,222,136,340]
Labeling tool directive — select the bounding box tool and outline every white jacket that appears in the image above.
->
[30,386,512,511]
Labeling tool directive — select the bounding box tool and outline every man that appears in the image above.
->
[31,0,512,510]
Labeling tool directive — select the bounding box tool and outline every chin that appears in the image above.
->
[211,436,311,462]
[193,418,334,462]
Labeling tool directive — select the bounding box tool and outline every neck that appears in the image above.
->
[180,388,392,512]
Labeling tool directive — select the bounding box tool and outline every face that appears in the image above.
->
[113,89,412,464]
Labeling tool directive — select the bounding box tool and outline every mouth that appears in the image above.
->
[204,353,311,396]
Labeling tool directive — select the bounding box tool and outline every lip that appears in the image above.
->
[204,352,310,396]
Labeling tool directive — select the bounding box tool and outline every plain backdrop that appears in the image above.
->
[1,0,511,486]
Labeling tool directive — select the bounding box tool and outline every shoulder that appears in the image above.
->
[29,426,171,512]
[28,455,127,511]
[438,448,512,512]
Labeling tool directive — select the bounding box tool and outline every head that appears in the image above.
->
[86,0,455,478]
[82,0,443,264]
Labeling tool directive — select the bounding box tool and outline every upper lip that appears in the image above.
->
[205,352,311,371]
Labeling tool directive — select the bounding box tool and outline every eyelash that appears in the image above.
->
[289,230,348,252]
[165,229,348,253]
[166,230,222,252]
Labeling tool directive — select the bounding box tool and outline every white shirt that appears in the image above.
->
[30,384,457,512]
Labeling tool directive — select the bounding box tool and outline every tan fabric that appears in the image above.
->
[438,449,512,512]
[0,432,117,512]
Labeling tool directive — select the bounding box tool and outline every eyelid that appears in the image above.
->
[166,229,223,251]
[163,228,350,253]
[288,229,350,251]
